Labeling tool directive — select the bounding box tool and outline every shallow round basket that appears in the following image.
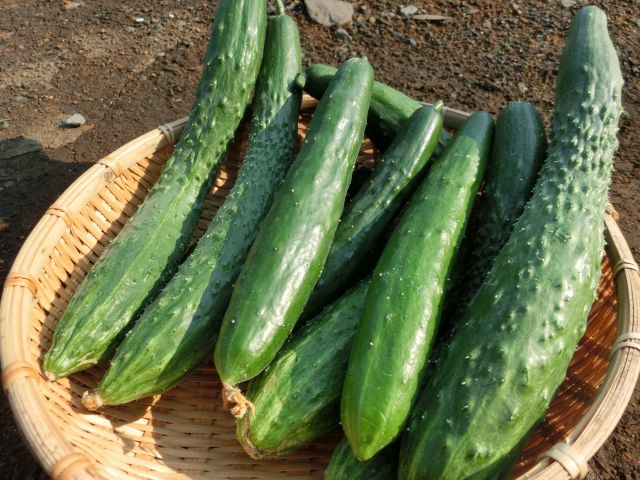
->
[1,95,639,480]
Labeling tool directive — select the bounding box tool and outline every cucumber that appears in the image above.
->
[440,101,547,333]
[303,63,451,154]
[325,436,399,480]
[301,103,444,322]
[81,11,302,409]
[214,57,374,391]
[341,112,495,461]
[236,280,369,459]
[42,0,267,381]
[399,7,623,479]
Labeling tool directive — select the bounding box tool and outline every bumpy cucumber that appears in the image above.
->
[236,281,369,459]
[301,103,444,322]
[42,0,266,380]
[342,112,495,461]
[325,436,399,480]
[440,101,547,332]
[214,57,373,390]
[400,7,623,479]
[304,63,451,153]
[81,12,302,409]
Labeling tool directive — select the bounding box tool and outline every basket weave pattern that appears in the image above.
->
[1,98,639,480]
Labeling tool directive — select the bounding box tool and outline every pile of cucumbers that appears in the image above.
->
[42,0,623,478]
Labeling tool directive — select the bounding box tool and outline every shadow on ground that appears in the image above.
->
[0,138,91,480]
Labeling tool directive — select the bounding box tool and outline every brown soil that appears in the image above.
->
[1,0,638,478]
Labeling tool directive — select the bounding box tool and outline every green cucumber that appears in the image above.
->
[81,11,302,409]
[326,436,399,480]
[303,63,451,154]
[341,111,495,461]
[301,103,444,322]
[214,57,374,391]
[440,101,547,333]
[42,0,266,381]
[400,7,623,479]
[236,280,369,459]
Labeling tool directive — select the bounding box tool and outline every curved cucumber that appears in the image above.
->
[301,103,444,322]
[82,14,302,409]
[304,62,451,154]
[236,281,369,459]
[440,101,547,333]
[341,111,495,461]
[43,0,267,380]
[214,57,374,387]
[325,436,399,480]
[400,7,623,479]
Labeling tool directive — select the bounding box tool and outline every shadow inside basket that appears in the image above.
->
[28,106,619,478]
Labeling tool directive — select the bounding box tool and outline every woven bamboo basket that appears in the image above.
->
[1,95,639,480]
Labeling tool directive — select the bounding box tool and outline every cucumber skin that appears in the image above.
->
[91,15,302,406]
[42,0,267,380]
[236,281,369,459]
[325,436,399,480]
[342,112,495,461]
[301,105,444,322]
[400,7,623,479]
[214,57,374,386]
[440,102,547,333]
[303,63,451,154]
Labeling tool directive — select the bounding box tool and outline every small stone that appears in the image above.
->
[358,5,367,12]
[135,17,145,23]
[63,114,86,127]
[124,26,135,33]
[399,6,418,17]
[485,53,494,60]
[450,93,457,99]
[466,9,477,14]
[482,19,492,28]
[305,0,353,27]
[333,28,352,43]
[408,38,417,46]
[368,16,377,24]
[558,0,575,7]
[518,82,528,94]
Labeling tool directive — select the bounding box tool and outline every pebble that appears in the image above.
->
[334,28,352,42]
[305,0,353,27]
[559,0,576,7]
[467,9,477,14]
[64,114,86,127]
[359,5,367,13]
[408,38,417,46]
[482,20,492,28]
[135,17,145,23]
[368,16,377,24]
[518,82,528,94]
[124,26,135,33]
[399,6,418,18]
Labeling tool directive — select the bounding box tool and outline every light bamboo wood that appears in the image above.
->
[0,96,638,479]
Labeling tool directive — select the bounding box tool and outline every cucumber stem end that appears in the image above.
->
[82,390,104,411]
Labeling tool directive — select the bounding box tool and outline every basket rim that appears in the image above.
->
[1,98,638,480]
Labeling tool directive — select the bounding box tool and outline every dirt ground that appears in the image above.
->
[1,0,639,478]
